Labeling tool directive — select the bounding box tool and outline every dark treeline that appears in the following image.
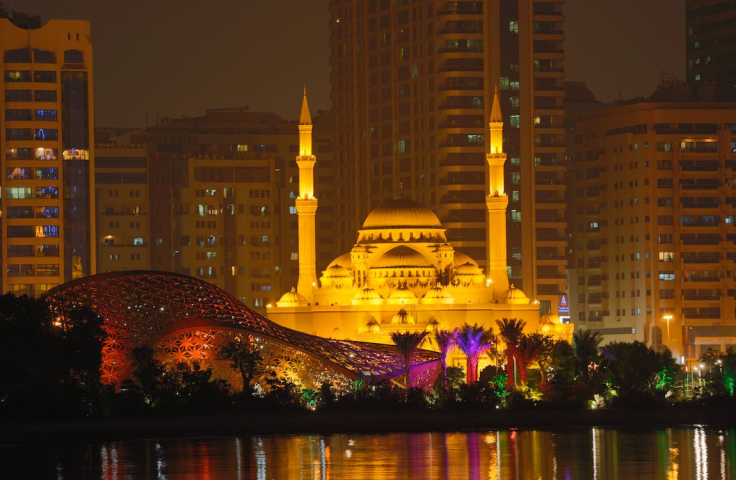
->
[1,293,735,423]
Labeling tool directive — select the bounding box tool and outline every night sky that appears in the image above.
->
[14,0,684,127]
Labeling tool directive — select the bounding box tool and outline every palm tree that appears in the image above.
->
[572,329,603,378]
[218,335,264,393]
[432,329,456,390]
[516,333,548,386]
[495,318,527,387]
[390,331,429,391]
[454,323,495,385]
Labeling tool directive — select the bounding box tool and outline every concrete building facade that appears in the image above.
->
[571,100,736,363]
[1,19,95,296]
[94,107,337,313]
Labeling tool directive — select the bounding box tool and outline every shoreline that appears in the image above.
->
[3,406,736,444]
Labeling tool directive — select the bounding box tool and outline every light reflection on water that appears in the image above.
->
[2,427,736,479]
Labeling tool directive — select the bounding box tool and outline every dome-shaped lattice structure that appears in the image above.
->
[44,271,440,388]
[362,198,442,229]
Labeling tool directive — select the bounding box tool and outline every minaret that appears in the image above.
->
[296,88,318,302]
[486,86,510,296]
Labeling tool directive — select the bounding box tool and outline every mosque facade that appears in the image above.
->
[267,90,572,365]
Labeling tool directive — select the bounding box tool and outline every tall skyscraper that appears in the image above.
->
[328,0,567,315]
[686,0,736,101]
[570,92,736,363]
[1,19,95,297]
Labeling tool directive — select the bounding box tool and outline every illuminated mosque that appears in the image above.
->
[268,90,573,361]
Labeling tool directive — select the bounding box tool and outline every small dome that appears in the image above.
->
[324,264,352,278]
[505,284,530,304]
[275,287,308,307]
[387,286,418,304]
[362,198,442,229]
[425,317,441,332]
[372,246,433,269]
[421,285,454,304]
[541,312,561,325]
[360,318,381,334]
[438,243,453,252]
[391,308,415,324]
[453,251,477,268]
[328,253,353,270]
[351,286,384,305]
[455,262,483,276]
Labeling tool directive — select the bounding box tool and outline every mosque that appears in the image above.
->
[267,89,572,367]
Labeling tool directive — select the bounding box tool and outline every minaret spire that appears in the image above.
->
[485,84,510,296]
[295,88,318,302]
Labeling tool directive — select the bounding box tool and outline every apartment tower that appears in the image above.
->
[1,19,95,296]
[571,96,736,363]
[328,0,567,315]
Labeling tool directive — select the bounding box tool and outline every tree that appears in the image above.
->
[518,333,551,386]
[495,318,526,387]
[217,335,264,393]
[600,341,680,405]
[455,323,495,385]
[572,329,603,378]
[432,329,455,391]
[390,331,429,392]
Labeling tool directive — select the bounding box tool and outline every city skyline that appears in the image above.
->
[13,0,684,127]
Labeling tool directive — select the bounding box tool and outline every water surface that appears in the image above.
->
[2,427,734,479]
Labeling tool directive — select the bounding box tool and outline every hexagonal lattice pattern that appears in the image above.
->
[44,271,440,390]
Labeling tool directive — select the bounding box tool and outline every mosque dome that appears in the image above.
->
[453,251,477,268]
[421,285,454,304]
[324,264,351,278]
[456,262,482,276]
[360,317,381,334]
[362,198,442,229]
[386,285,418,304]
[320,264,354,289]
[276,287,309,307]
[424,317,442,332]
[540,312,561,325]
[371,246,433,269]
[505,284,530,305]
[351,286,384,305]
[391,308,415,324]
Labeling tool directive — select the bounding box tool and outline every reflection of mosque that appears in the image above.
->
[268,90,572,357]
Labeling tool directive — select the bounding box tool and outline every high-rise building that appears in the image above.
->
[570,95,736,363]
[94,106,336,313]
[328,0,567,315]
[686,0,736,101]
[1,19,95,297]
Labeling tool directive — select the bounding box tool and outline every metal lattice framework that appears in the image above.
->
[44,271,440,390]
